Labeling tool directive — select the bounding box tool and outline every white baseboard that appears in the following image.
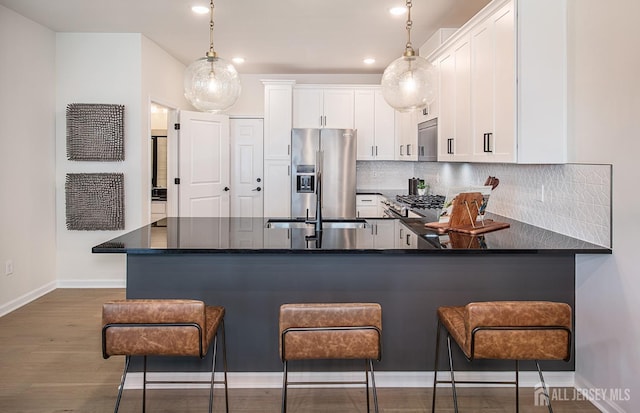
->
[122,371,576,390]
[56,279,126,288]
[0,281,57,317]
[575,374,628,413]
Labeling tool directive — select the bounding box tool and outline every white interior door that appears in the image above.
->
[230,118,264,217]
[178,110,230,217]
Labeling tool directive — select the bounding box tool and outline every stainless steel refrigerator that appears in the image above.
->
[291,128,357,219]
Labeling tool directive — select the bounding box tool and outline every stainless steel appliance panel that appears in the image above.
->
[291,128,356,219]
[418,119,437,161]
[291,129,319,217]
[320,129,356,218]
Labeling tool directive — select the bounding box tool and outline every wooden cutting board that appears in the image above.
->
[424,219,510,235]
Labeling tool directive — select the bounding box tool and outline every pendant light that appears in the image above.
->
[381,0,435,112]
[184,0,241,113]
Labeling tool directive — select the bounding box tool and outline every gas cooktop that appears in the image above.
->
[396,194,446,210]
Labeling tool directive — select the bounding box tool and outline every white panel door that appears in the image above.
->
[230,118,264,217]
[178,110,230,217]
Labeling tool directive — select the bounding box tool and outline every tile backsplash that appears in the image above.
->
[357,161,612,247]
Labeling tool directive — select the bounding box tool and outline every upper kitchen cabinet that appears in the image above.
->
[395,110,418,161]
[293,86,354,129]
[436,36,472,161]
[354,88,395,160]
[263,80,295,159]
[430,0,567,164]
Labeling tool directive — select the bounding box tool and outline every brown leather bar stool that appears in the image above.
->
[102,299,229,413]
[431,301,572,413]
[279,303,382,413]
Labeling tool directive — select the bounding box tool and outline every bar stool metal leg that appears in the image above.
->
[431,320,442,413]
[446,334,459,413]
[281,360,288,413]
[221,320,229,413]
[369,359,379,413]
[536,360,554,413]
[143,355,148,413]
[515,360,520,413]
[113,356,130,413]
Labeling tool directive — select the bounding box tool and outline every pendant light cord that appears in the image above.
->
[207,0,217,58]
[404,0,415,57]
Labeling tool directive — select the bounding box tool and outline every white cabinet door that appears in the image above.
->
[492,1,516,162]
[453,37,472,160]
[264,82,293,159]
[293,87,354,129]
[354,90,376,160]
[374,219,397,249]
[471,2,516,162]
[396,110,418,161]
[293,88,323,128]
[354,89,395,160]
[374,90,396,160]
[438,51,456,161]
[263,159,290,217]
[396,221,418,249]
[323,88,354,129]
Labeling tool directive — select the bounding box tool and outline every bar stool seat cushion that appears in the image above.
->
[437,301,571,361]
[103,299,224,357]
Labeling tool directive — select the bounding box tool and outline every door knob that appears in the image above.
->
[224,187,230,191]
[252,187,262,192]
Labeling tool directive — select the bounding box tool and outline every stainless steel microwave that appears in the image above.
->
[417,118,437,162]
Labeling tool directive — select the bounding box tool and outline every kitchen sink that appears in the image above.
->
[265,219,368,229]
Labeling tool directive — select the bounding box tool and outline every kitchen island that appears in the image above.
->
[93,215,610,376]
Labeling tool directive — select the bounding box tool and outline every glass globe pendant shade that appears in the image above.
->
[184,56,241,113]
[381,54,436,112]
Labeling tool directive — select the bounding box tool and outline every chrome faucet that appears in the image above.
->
[305,170,323,232]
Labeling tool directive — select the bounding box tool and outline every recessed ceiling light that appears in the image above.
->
[389,6,407,16]
[232,57,245,64]
[363,58,376,65]
[191,5,209,14]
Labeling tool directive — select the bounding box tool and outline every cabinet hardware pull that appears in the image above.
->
[375,146,378,156]
[407,144,412,156]
[484,133,493,153]
[406,234,411,246]
[400,145,404,156]
[371,146,375,157]
[287,144,290,155]
[447,138,454,154]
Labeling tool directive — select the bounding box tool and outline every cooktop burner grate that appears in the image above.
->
[396,194,446,210]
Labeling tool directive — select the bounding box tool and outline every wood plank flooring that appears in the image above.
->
[0,289,601,412]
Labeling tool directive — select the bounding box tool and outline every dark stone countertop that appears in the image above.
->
[92,214,611,255]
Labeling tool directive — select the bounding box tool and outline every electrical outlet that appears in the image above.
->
[5,260,13,276]
[537,184,545,202]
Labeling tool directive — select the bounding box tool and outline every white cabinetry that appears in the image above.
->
[395,110,418,161]
[262,80,294,217]
[396,221,418,249]
[293,87,354,129]
[356,219,396,249]
[430,0,567,164]
[436,35,472,161]
[356,194,382,218]
[354,89,395,160]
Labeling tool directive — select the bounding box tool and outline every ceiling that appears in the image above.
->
[0,0,491,74]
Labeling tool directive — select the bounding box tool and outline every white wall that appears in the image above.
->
[0,6,57,315]
[55,33,143,286]
[568,0,640,411]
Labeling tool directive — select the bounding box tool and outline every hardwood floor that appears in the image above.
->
[0,289,601,412]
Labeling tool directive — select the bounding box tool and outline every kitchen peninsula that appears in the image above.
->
[93,216,610,375]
